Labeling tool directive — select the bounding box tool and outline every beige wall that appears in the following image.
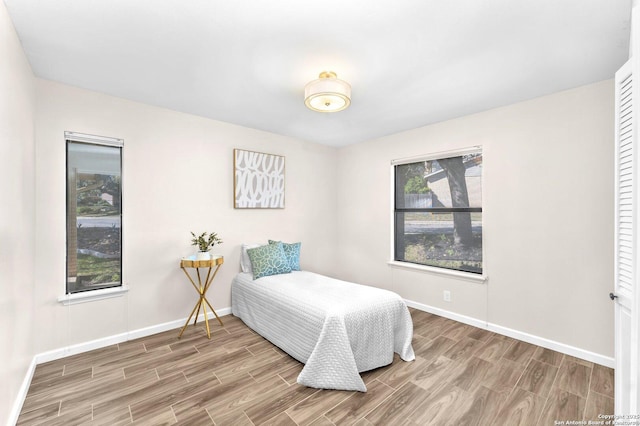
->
[34,79,339,353]
[0,1,36,423]
[336,80,615,358]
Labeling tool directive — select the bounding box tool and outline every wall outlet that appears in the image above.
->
[443,290,451,302]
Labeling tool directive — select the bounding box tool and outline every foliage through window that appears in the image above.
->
[66,135,123,294]
[394,150,482,274]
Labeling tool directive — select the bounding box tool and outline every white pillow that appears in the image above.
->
[240,243,264,273]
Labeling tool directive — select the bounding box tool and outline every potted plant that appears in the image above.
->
[191,231,223,260]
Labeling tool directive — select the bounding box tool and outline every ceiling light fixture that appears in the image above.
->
[304,71,351,113]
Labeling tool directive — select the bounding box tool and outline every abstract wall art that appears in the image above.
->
[234,149,285,209]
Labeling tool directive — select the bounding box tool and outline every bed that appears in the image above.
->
[231,270,415,392]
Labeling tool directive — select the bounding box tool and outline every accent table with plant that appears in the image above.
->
[191,231,223,261]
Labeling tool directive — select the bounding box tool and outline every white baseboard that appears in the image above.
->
[126,307,232,342]
[404,299,488,330]
[9,307,232,425]
[8,357,38,426]
[35,307,232,364]
[405,299,615,369]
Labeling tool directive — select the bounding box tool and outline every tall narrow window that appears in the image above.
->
[66,133,123,294]
[394,148,482,274]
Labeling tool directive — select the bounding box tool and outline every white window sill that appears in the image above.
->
[58,286,129,306]
[387,261,487,283]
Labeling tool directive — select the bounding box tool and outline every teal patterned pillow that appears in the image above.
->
[247,242,292,280]
[268,240,301,271]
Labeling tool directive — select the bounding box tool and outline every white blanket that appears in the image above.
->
[231,271,415,392]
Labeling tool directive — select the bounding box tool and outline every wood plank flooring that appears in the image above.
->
[17,309,614,425]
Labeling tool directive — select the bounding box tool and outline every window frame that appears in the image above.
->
[64,131,124,297]
[389,146,487,282]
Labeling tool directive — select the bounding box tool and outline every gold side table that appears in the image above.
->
[178,256,224,339]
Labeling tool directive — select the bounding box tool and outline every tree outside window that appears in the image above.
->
[394,151,482,274]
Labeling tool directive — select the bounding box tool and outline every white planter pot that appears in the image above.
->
[196,251,211,261]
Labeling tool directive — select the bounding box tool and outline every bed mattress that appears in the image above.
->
[231,271,415,391]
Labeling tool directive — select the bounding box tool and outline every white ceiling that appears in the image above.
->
[4,0,632,147]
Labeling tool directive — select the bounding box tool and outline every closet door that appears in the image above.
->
[614,57,639,415]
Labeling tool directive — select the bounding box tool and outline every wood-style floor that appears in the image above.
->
[17,308,614,425]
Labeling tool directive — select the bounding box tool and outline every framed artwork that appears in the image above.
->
[234,149,285,209]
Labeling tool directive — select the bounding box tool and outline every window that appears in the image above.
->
[66,132,123,294]
[393,148,482,274]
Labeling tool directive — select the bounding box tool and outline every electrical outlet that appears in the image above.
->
[443,290,451,302]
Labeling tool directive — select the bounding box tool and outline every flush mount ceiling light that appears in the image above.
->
[304,71,351,113]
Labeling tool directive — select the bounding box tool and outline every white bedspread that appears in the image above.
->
[231,271,415,392]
